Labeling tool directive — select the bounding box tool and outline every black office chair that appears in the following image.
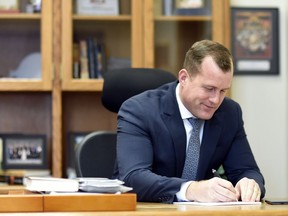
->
[75,68,177,178]
[101,67,177,113]
[75,131,117,178]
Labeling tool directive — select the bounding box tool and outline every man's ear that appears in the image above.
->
[178,69,189,85]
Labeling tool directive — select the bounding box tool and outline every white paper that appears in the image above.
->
[174,201,261,206]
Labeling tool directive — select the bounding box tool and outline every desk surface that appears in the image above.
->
[0,202,287,216]
[1,186,288,215]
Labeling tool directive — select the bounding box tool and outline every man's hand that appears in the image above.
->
[185,177,238,202]
[235,177,261,202]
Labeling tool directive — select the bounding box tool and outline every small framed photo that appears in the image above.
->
[76,0,119,16]
[231,7,279,75]
[175,0,204,9]
[1,134,47,170]
[0,0,19,13]
[174,0,211,16]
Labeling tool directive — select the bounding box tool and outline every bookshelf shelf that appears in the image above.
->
[73,15,131,21]
[0,79,51,91]
[154,15,212,22]
[0,14,41,20]
[62,79,103,92]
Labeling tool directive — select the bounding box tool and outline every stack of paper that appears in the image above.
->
[78,178,132,193]
[24,177,132,194]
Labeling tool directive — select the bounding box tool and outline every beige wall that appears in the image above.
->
[230,0,288,198]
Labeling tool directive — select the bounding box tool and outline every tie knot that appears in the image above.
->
[188,118,201,131]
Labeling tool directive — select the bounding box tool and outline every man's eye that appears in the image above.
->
[205,87,213,91]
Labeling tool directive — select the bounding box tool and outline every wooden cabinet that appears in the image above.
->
[0,0,53,170]
[0,0,230,177]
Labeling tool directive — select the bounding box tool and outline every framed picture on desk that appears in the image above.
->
[0,134,48,170]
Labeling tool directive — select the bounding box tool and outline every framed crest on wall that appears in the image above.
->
[231,7,279,75]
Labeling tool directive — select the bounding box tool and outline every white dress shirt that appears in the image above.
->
[175,83,205,201]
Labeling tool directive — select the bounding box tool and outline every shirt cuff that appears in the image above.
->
[176,181,193,201]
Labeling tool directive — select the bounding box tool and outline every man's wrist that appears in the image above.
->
[176,181,194,201]
[185,181,198,201]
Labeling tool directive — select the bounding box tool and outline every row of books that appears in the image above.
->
[73,38,107,80]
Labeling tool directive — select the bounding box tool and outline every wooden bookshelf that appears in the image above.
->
[0,0,231,177]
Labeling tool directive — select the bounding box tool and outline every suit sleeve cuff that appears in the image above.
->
[175,181,193,201]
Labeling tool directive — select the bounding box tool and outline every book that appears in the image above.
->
[25,177,79,192]
[87,38,97,79]
[79,40,89,79]
[72,43,80,78]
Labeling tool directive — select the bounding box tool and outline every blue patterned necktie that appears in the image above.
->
[181,117,201,180]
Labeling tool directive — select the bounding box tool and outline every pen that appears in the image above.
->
[212,169,238,202]
[212,169,221,178]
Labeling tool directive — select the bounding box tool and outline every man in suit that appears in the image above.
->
[116,40,265,203]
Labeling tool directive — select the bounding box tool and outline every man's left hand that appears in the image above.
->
[235,177,261,202]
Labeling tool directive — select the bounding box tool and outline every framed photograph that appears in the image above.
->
[231,8,279,75]
[1,134,47,170]
[175,0,204,9]
[174,0,211,16]
[66,132,90,178]
[0,0,19,13]
[76,0,119,16]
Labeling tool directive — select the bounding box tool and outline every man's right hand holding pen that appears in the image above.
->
[185,169,261,202]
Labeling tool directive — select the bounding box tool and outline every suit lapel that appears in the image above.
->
[161,82,187,177]
[197,111,224,179]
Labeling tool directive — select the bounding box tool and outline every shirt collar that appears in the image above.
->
[176,83,196,120]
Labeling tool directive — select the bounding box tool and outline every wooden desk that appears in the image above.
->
[0,202,287,215]
[0,186,287,215]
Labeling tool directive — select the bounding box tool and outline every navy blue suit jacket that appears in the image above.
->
[116,81,265,203]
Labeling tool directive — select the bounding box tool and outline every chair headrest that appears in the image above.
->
[101,68,177,113]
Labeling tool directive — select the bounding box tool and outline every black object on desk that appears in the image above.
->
[265,198,288,205]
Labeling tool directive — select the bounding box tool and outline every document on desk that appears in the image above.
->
[174,201,261,206]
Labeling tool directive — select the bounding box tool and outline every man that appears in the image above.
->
[115,40,265,203]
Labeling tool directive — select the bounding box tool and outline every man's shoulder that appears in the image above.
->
[120,81,176,113]
[129,81,176,101]
[216,97,242,117]
[221,97,240,108]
